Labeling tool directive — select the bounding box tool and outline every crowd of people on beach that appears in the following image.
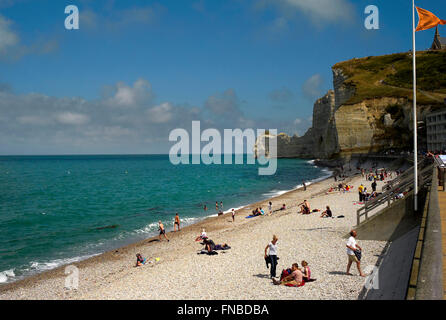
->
[134,163,402,292]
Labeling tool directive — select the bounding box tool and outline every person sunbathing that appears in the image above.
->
[251,208,261,216]
[301,261,315,282]
[320,206,333,218]
[272,263,303,286]
[195,228,208,241]
[203,238,216,252]
[135,253,146,267]
[298,200,310,214]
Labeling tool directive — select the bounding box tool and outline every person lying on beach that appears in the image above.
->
[252,208,262,216]
[203,238,216,252]
[200,238,230,253]
[272,263,303,286]
[320,206,333,218]
[158,221,169,242]
[135,253,146,267]
[195,228,208,241]
[280,204,286,210]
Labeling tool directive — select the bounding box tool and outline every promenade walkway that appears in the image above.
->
[437,186,446,299]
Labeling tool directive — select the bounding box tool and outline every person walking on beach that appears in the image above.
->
[371,180,377,192]
[302,180,306,191]
[268,201,272,215]
[346,230,365,277]
[231,208,235,222]
[174,213,181,232]
[158,221,169,242]
[215,201,219,213]
[264,235,279,279]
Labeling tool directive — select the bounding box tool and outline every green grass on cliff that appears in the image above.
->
[333,50,446,105]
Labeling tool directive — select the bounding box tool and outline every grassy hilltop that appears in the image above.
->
[333,50,446,106]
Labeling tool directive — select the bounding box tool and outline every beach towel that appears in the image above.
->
[284,281,305,287]
[214,244,231,250]
[198,249,218,255]
[245,215,259,219]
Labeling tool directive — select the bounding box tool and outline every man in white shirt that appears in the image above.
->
[346,230,365,277]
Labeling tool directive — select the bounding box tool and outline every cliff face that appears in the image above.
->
[271,51,446,159]
[272,90,338,158]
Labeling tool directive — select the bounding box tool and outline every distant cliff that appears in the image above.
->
[264,50,446,159]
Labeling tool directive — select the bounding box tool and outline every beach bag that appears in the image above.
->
[280,268,292,281]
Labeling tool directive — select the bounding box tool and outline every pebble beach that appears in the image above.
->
[0,172,390,300]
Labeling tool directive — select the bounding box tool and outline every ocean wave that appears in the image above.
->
[261,190,288,198]
[0,254,100,284]
[0,269,15,283]
[134,222,159,235]
[27,254,100,274]
[262,166,334,199]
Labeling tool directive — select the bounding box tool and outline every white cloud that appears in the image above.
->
[258,0,355,28]
[80,5,163,31]
[205,89,242,117]
[147,102,173,124]
[17,115,51,126]
[0,14,19,54]
[0,14,57,60]
[106,79,153,108]
[0,80,304,154]
[302,74,324,100]
[269,87,294,103]
[293,118,302,125]
[56,112,90,125]
[281,0,354,22]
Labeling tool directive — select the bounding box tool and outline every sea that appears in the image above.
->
[0,155,331,284]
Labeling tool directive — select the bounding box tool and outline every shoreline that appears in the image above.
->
[0,163,334,288]
[0,168,339,297]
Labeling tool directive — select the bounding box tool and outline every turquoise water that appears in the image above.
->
[0,155,331,283]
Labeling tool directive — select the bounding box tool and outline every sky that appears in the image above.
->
[0,0,445,155]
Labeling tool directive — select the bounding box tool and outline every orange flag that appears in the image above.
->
[416,7,446,31]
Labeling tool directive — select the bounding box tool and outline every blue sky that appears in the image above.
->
[0,0,445,154]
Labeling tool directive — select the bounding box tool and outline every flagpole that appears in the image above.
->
[412,0,418,211]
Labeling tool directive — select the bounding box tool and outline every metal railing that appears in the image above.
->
[356,160,434,225]
[381,157,432,192]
